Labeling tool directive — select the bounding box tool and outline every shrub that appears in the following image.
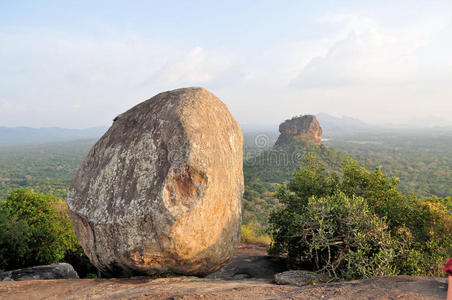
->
[0,189,78,270]
[0,209,29,271]
[268,155,452,279]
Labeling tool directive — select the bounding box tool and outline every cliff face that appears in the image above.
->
[275,115,322,146]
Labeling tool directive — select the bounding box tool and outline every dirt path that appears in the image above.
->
[0,244,448,299]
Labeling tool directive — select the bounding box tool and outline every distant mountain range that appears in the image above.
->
[316,113,374,135]
[2,113,450,148]
[317,113,452,135]
[0,126,108,147]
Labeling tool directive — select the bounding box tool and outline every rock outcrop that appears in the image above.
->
[0,275,447,299]
[274,115,322,146]
[66,87,243,276]
[0,263,79,281]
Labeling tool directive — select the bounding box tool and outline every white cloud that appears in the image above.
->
[0,11,451,128]
[147,46,233,88]
[0,32,235,127]
[0,100,27,114]
[291,14,430,89]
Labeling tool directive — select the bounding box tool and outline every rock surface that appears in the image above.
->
[274,270,321,286]
[275,115,322,146]
[0,275,446,299]
[0,246,447,299]
[66,87,244,276]
[0,263,79,281]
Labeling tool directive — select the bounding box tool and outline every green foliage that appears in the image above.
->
[0,188,78,270]
[240,224,271,245]
[243,139,347,229]
[327,130,452,198]
[242,130,452,234]
[268,155,452,279]
[0,209,29,271]
[270,192,398,279]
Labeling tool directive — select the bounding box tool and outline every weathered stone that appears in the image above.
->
[274,270,321,286]
[0,263,79,281]
[67,87,243,276]
[0,275,448,299]
[274,115,322,146]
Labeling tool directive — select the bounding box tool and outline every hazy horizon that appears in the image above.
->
[1,1,451,129]
[2,111,452,132]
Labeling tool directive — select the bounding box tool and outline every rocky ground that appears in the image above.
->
[0,244,448,300]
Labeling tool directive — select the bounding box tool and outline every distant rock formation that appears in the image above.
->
[0,263,79,281]
[274,115,322,146]
[67,87,244,276]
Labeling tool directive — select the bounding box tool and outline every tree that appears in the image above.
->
[0,188,78,270]
[268,155,452,279]
[0,209,29,271]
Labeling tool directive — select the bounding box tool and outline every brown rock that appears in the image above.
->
[275,115,322,146]
[66,87,244,276]
[0,275,447,299]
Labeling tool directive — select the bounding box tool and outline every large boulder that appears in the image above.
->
[0,263,79,281]
[67,87,243,276]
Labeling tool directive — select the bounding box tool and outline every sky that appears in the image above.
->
[1,0,452,128]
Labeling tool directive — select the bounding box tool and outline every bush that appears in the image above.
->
[241,224,271,245]
[268,155,452,279]
[0,189,78,270]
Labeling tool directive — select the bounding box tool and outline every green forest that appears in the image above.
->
[1,130,452,227]
[0,139,96,200]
